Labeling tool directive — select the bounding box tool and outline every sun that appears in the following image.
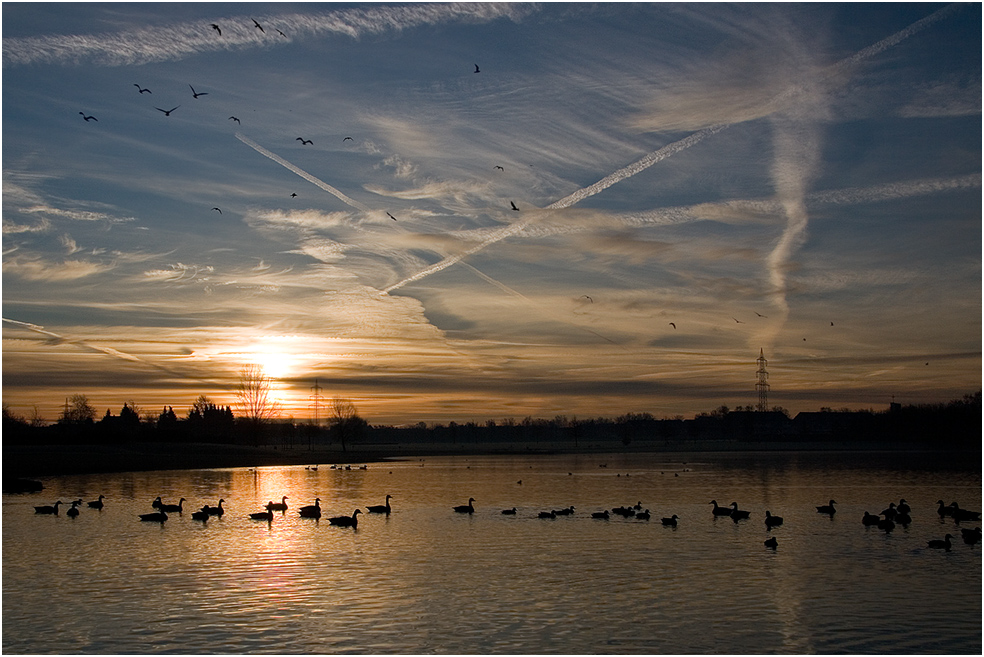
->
[253,351,294,379]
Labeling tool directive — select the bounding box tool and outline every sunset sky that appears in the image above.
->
[3,3,980,425]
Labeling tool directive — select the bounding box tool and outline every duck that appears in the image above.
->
[764,536,778,549]
[896,499,911,515]
[453,498,475,514]
[66,501,81,518]
[927,534,953,551]
[205,499,225,516]
[861,511,881,526]
[765,510,783,528]
[936,499,954,518]
[139,510,168,522]
[538,510,557,519]
[366,495,392,514]
[960,527,981,546]
[553,506,575,516]
[816,500,837,515]
[329,509,361,528]
[191,507,210,522]
[730,502,751,521]
[661,514,678,527]
[299,498,322,518]
[635,509,651,521]
[710,500,732,516]
[591,510,610,519]
[159,498,186,513]
[34,501,63,515]
[501,508,517,515]
[266,496,289,512]
[949,502,981,522]
[249,510,274,522]
[87,495,105,509]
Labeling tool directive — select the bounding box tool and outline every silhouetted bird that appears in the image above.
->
[155,106,180,116]
[343,136,353,141]
[87,495,105,509]
[949,502,981,522]
[554,506,575,516]
[937,499,955,518]
[299,498,321,518]
[66,501,81,518]
[34,501,63,514]
[765,510,783,528]
[366,495,392,514]
[661,514,678,527]
[296,137,313,145]
[636,509,651,521]
[139,510,168,522]
[189,85,208,98]
[730,502,750,521]
[386,212,397,221]
[895,511,912,526]
[152,496,163,509]
[229,116,241,124]
[251,18,265,32]
[191,507,210,521]
[896,499,911,515]
[731,317,744,324]
[210,23,221,36]
[474,64,480,73]
[290,193,297,198]
[133,84,152,94]
[960,527,981,546]
[669,322,676,329]
[764,536,778,549]
[329,509,361,527]
[212,207,222,214]
[591,510,610,519]
[539,510,556,519]
[159,498,185,513]
[880,502,898,521]
[205,499,225,516]
[266,496,288,512]
[755,312,767,318]
[877,516,895,533]
[861,511,881,526]
[453,498,475,514]
[494,165,504,171]
[816,500,837,515]
[501,507,517,515]
[710,500,732,516]
[927,534,953,551]
[276,29,286,38]
[79,112,97,122]
[510,201,519,211]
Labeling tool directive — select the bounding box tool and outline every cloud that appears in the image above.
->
[3,255,112,281]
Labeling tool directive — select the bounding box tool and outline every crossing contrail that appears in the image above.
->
[235,132,370,212]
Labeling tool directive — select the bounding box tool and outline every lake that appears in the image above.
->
[2,451,980,654]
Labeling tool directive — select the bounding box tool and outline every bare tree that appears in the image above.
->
[236,364,281,423]
[328,397,367,453]
[60,394,96,424]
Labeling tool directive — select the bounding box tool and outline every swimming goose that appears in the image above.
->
[936,500,954,518]
[205,499,224,516]
[152,496,163,509]
[896,499,911,515]
[366,495,392,514]
[191,507,210,521]
[895,511,912,526]
[880,502,898,521]
[453,498,475,514]
[861,511,881,526]
[661,514,678,527]
[159,498,186,513]
[765,510,783,528]
[635,509,651,521]
[329,509,361,527]
[816,500,837,515]
[553,506,575,516]
[710,500,732,516]
[66,501,81,518]
[591,510,610,519]
[299,498,322,518]
[34,501,63,515]
[250,510,274,522]
[949,503,981,522]
[266,496,289,512]
[501,508,517,515]
[877,516,895,533]
[960,527,981,546]
[538,510,557,519]
[87,495,105,509]
[927,534,953,551]
[139,510,168,522]
[764,536,778,549]
[730,502,751,520]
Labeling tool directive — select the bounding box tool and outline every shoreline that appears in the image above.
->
[4,439,978,481]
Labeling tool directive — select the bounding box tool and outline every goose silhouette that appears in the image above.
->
[553,506,575,516]
[861,511,881,526]
[139,510,168,522]
[152,496,163,509]
[250,510,274,522]
[329,509,361,527]
[960,527,981,546]
[87,495,105,509]
[895,511,912,526]
[79,112,97,122]
[880,502,898,521]
[453,498,475,514]
[949,502,981,522]
[66,501,81,518]
[661,514,678,527]
[896,499,911,515]
[501,508,517,515]
[205,499,224,516]
[189,85,208,99]
[210,23,221,36]
[191,507,210,522]
[34,501,63,515]
[366,495,392,514]
[251,18,264,32]
[155,106,180,116]
[730,502,750,521]
[229,116,240,124]
[538,510,556,519]
[296,137,313,145]
[299,498,321,518]
[877,516,895,533]
[927,534,953,551]
[592,510,610,519]
[133,84,151,94]
[765,510,783,528]
[710,500,732,516]
[635,509,651,521]
[816,500,837,515]
[266,496,288,512]
[159,498,185,513]
[510,201,519,211]
[936,499,954,518]
[764,536,778,549]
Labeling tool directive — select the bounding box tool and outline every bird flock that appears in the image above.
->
[32,486,981,553]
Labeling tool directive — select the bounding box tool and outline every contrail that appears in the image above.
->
[235,132,370,212]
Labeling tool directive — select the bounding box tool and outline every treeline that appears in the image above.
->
[3,392,979,451]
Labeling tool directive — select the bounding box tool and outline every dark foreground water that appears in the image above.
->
[3,451,981,654]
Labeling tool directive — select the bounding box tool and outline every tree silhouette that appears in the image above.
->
[329,397,367,453]
[60,394,96,424]
[236,365,281,444]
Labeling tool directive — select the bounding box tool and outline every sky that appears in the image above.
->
[2,2,981,426]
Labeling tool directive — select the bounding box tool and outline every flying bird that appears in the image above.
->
[79,112,97,122]
[343,136,353,141]
[133,84,151,94]
[581,295,593,302]
[474,64,481,73]
[276,29,287,37]
[296,137,313,145]
[669,322,676,329]
[754,312,767,318]
[494,165,504,171]
[731,316,744,324]
[229,116,240,124]
[189,85,208,98]
[155,106,180,116]
[290,192,297,198]
[510,201,519,211]
[211,207,222,214]
[251,18,265,32]
[386,212,397,221]
[210,23,221,36]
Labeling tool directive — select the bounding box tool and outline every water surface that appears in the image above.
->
[3,451,980,653]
